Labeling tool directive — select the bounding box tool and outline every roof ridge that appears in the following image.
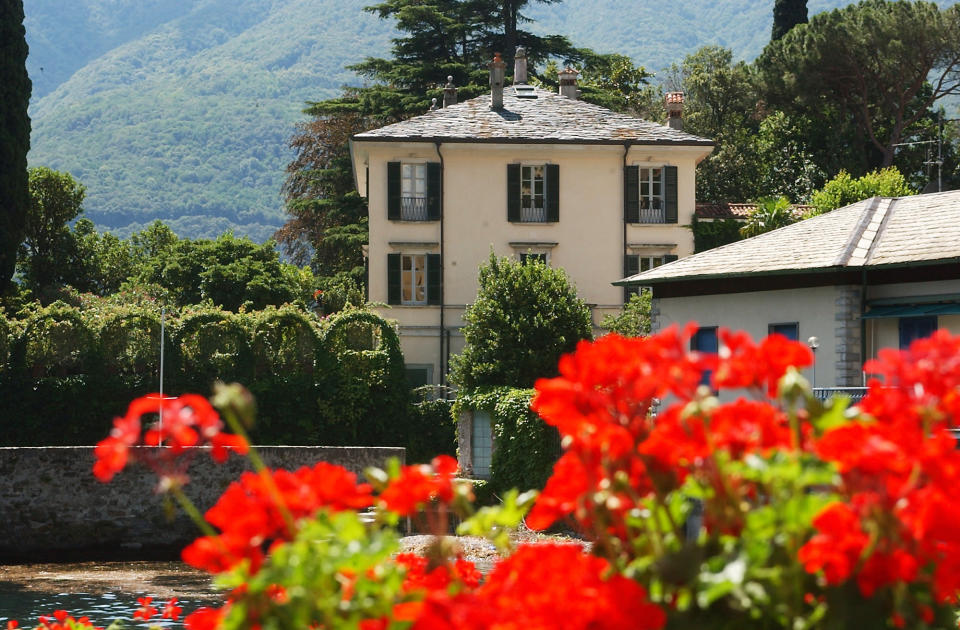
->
[862,197,898,266]
[832,197,883,267]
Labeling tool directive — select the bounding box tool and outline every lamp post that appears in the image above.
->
[807,336,820,389]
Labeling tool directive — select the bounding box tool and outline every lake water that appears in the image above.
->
[0,561,222,627]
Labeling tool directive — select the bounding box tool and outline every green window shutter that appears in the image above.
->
[387,162,401,220]
[664,254,678,263]
[664,165,678,224]
[427,162,442,220]
[624,166,639,223]
[624,254,640,302]
[546,164,560,222]
[507,164,521,222]
[427,253,442,305]
[387,253,401,304]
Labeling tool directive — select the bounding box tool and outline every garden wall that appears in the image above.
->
[0,445,403,561]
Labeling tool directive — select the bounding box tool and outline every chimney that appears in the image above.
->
[665,92,684,130]
[514,46,528,84]
[558,66,579,100]
[489,52,505,110]
[442,76,457,108]
[429,97,438,111]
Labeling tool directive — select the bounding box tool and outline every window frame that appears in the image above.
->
[768,322,800,341]
[401,253,427,306]
[471,410,494,480]
[520,164,547,223]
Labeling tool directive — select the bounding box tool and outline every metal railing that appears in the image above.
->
[520,206,547,222]
[401,196,429,221]
[637,207,666,223]
[812,387,868,403]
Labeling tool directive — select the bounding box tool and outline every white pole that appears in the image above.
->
[159,306,166,444]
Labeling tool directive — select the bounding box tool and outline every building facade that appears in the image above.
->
[350,54,714,385]
[619,191,960,389]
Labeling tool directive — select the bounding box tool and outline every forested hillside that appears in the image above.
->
[25,0,911,241]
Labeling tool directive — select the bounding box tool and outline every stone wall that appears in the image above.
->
[0,445,403,561]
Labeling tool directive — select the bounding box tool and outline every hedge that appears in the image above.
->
[0,302,455,459]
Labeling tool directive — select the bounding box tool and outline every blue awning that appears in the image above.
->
[862,303,960,319]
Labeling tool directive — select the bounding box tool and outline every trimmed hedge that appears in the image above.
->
[0,303,454,458]
[690,215,744,253]
[454,387,560,496]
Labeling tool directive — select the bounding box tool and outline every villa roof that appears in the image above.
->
[619,190,960,286]
[352,85,715,146]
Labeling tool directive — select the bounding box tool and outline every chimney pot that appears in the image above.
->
[489,52,506,110]
[558,66,579,100]
[514,46,528,84]
[665,91,684,130]
[430,97,438,111]
[443,76,457,107]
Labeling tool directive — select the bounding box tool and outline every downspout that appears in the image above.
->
[860,268,868,386]
[622,141,632,297]
[435,141,445,388]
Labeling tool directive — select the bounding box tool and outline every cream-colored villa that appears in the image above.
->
[618,191,960,389]
[350,51,714,386]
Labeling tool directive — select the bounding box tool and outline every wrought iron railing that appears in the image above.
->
[637,207,666,223]
[812,387,868,402]
[520,206,547,222]
[401,196,429,221]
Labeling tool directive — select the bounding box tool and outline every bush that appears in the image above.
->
[404,397,457,464]
[810,167,915,214]
[690,215,743,253]
[449,253,592,389]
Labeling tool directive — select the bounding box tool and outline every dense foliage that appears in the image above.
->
[809,167,916,214]
[0,300,456,457]
[690,216,744,253]
[449,254,592,390]
[601,292,652,337]
[772,0,808,40]
[0,0,30,292]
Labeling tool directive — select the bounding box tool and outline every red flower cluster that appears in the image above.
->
[93,394,248,484]
[37,611,102,630]
[379,455,459,516]
[528,328,813,538]
[182,462,374,573]
[800,330,960,602]
[411,544,665,630]
[132,597,157,621]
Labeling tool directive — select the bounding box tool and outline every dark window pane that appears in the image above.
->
[899,316,937,349]
[768,323,799,341]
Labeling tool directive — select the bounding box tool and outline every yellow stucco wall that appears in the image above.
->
[353,139,710,383]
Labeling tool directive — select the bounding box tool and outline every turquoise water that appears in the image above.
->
[0,562,221,628]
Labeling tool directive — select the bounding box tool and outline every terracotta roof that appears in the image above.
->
[694,202,814,220]
[619,190,960,286]
[353,85,714,146]
[665,92,684,104]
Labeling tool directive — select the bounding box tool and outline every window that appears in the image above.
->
[624,165,678,224]
[691,326,718,386]
[507,164,559,222]
[899,316,937,349]
[401,164,427,220]
[521,165,546,222]
[387,162,441,221]
[519,252,548,265]
[387,253,441,306]
[768,322,799,341]
[405,364,434,389]
[471,410,493,479]
[623,253,677,301]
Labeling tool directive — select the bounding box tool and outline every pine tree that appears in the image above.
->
[0,0,31,292]
[772,0,808,41]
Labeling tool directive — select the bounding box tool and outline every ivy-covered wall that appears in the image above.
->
[454,387,559,498]
[0,303,454,461]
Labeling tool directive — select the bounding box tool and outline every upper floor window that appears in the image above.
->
[625,165,678,224]
[387,162,441,221]
[387,253,441,306]
[507,163,559,222]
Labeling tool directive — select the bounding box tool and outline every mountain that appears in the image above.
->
[24,0,899,242]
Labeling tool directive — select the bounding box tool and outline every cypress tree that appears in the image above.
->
[772,0,808,41]
[0,0,31,292]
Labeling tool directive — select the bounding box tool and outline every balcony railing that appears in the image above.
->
[637,207,666,224]
[812,387,868,403]
[520,206,547,222]
[401,196,429,221]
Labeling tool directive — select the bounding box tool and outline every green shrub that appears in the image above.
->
[809,167,915,214]
[690,215,743,253]
[404,397,457,464]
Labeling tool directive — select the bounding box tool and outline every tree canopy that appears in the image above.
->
[0,0,31,292]
[772,0,808,41]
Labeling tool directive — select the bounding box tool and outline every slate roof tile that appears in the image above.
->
[353,85,714,145]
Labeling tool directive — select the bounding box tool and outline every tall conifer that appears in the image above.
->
[772,0,808,41]
[0,0,31,291]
